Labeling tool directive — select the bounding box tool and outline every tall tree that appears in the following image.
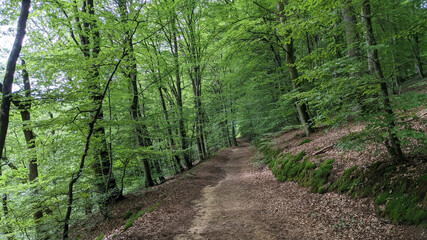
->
[72,0,123,203]
[277,1,313,136]
[181,0,208,160]
[117,0,155,188]
[362,0,404,162]
[0,1,31,236]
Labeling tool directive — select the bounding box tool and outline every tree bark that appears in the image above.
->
[362,0,404,162]
[63,49,125,240]
[18,60,44,236]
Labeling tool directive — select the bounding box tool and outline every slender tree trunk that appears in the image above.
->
[63,48,125,240]
[362,0,404,162]
[277,2,313,136]
[171,8,192,169]
[0,0,31,166]
[118,0,154,188]
[411,34,424,78]
[0,3,30,237]
[80,0,122,204]
[361,5,375,74]
[158,87,183,173]
[18,61,44,238]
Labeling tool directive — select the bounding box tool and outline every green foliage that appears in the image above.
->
[1,0,426,237]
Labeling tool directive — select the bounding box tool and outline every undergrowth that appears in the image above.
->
[255,139,427,226]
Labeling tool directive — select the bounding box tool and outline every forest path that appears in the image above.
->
[174,141,276,240]
[102,139,426,240]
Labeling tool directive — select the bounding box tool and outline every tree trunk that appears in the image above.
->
[18,60,45,238]
[411,34,424,78]
[77,0,122,204]
[171,7,192,169]
[0,0,31,165]
[158,87,183,173]
[341,0,361,59]
[117,0,154,188]
[63,45,125,240]
[361,5,375,74]
[277,2,313,136]
[362,0,404,162]
[0,2,30,237]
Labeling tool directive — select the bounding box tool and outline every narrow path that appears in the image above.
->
[102,140,426,239]
[175,142,275,239]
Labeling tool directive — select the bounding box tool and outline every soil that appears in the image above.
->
[79,139,427,240]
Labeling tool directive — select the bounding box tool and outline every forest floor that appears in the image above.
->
[78,139,427,240]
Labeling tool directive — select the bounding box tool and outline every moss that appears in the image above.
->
[299,138,312,145]
[123,210,133,220]
[375,192,390,205]
[385,194,426,225]
[318,187,327,194]
[258,136,427,226]
[96,235,105,240]
[330,166,358,193]
[123,202,160,232]
[417,173,427,184]
[310,159,334,193]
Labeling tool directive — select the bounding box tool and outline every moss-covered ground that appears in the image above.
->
[256,139,427,226]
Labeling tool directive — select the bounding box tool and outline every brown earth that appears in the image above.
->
[79,139,427,240]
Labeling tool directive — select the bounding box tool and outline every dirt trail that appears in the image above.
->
[101,140,426,240]
[175,142,275,240]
